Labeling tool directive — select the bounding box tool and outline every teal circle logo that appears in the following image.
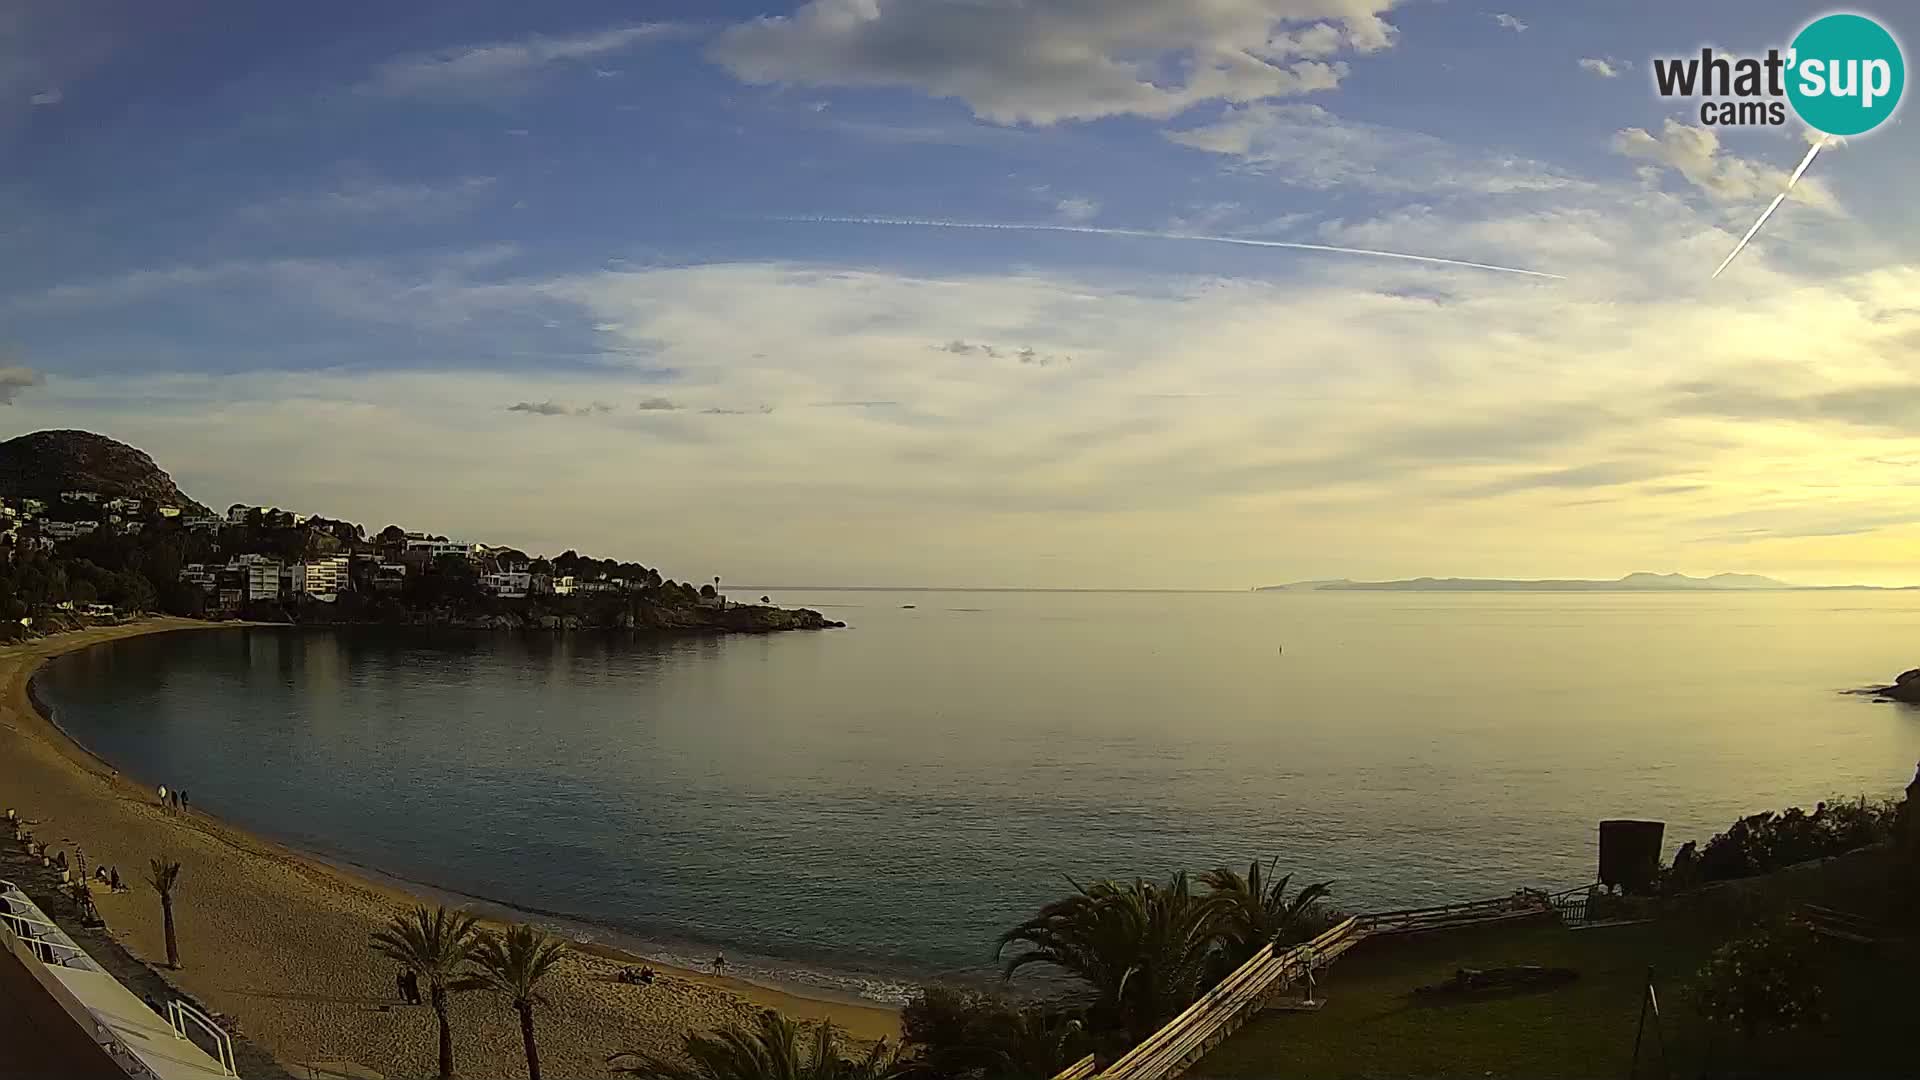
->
[1787,13,1905,136]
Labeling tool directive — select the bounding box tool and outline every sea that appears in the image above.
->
[33,589,1920,1005]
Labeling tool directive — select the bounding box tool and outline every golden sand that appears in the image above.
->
[1,618,899,1079]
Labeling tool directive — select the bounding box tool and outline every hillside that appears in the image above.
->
[0,430,210,515]
[1255,572,1808,592]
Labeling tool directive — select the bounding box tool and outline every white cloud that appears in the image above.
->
[235,177,496,226]
[1491,13,1527,33]
[1611,119,1838,210]
[360,24,683,100]
[1055,197,1100,223]
[1578,57,1622,78]
[28,88,61,106]
[1166,103,1578,195]
[709,0,1406,125]
[26,250,1920,585]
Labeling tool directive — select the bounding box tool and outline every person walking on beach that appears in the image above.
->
[157,784,168,808]
[400,968,422,1005]
[170,790,180,811]
[711,953,727,976]
[179,790,189,812]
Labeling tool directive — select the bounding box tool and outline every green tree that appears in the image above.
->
[900,988,1086,1080]
[370,905,482,1080]
[1200,860,1336,968]
[147,858,182,967]
[468,924,568,1080]
[610,1010,902,1080]
[996,873,1225,1042]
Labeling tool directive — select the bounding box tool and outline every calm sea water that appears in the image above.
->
[34,591,1920,1002]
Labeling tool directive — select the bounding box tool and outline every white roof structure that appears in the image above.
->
[2,880,237,1079]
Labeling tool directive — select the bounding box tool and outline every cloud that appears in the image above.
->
[709,0,1405,125]
[1578,57,1623,78]
[1491,13,1527,33]
[28,88,61,106]
[1055,197,1100,223]
[637,396,681,411]
[235,177,496,226]
[360,24,683,100]
[1611,120,1838,210]
[1166,104,1577,195]
[0,365,43,404]
[506,400,616,417]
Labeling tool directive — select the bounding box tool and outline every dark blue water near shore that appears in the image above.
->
[34,590,1920,1002]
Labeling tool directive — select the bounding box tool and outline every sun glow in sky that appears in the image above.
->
[5,1,1919,587]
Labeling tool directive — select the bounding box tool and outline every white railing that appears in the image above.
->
[169,998,239,1077]
[1,879,97,969]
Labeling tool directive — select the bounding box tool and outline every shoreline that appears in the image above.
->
[3,618,900,1078]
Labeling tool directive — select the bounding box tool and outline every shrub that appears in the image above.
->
[900,988,1089,1080]
[1668,798,1898,888]
[1691,924,1824,1042]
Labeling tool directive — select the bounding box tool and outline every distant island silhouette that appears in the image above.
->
[1255,572,1915,592]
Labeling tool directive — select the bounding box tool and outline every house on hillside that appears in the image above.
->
[41,520,98,541]
[482,571,532,598]
[403,538,478,563]
[60,490,102,504]
[302,556,351,601]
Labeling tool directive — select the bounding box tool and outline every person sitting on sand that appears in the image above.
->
[109,867,122,892]
[641,966,655,985]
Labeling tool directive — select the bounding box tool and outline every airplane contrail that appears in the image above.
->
[775,216,1566,280]
[1712,135,1830,279]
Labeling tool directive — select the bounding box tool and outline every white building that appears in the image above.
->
[105,496,142,514]
[227,504,256,523]
[182,514,222,531]
[229,553,283,601]
[302,556,351,600]
[405,538,478,560]
[180,563,220,591]
[61,490,102,504]
[552,575,576,596]
[41,520,99,541]
[20,498,46,516]
[482,571,532,598]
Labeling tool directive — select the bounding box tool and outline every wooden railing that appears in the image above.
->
[1091,917,1364,1080]
[1356,890,1554,935]
[1051,887,1568,1080]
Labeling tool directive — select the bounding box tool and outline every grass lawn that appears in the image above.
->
[1193,849,1915,1079]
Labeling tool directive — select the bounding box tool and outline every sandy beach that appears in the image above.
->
[1,618,899,1079]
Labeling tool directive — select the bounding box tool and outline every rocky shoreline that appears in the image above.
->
[254,596,846,634]
[1858,667,1920,704]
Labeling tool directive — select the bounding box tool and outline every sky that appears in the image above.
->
[4,0,1919,588]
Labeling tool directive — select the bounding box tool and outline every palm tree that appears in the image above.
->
[996,873,1225,1042]
[468,924,568,1080]
[1201,859,1336,967]
[370,905,482,1080]
[609,1010,900,1080]
[146,858,182,968]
